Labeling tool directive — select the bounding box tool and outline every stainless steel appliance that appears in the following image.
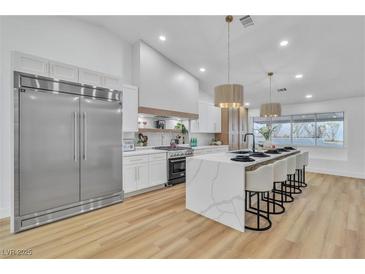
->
[13,72,123,233]
[122,139,135,152]
[154,146,193,185]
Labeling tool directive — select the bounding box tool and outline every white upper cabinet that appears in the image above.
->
[13,52,49,77]
[13,52,123,89]
[191,102,222,133]
[78,68,103,87]
[49,61,78,82]
[103,74,122,90]
[122,85,138,132]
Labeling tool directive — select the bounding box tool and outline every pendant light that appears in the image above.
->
[260,72,281,117]
[214,15,244,108]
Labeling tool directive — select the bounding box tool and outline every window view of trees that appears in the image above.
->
[253,112,344,147]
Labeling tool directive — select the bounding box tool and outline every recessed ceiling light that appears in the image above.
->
[305,94,312,99]
[159,35,166,41]
[280,40,289,47]
[199,67,206,72]
[244,102,250,107]
[295,74,303,79]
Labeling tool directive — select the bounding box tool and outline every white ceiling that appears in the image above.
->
[77,15,365,108]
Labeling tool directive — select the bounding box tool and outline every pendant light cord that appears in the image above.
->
[227,20,230,83]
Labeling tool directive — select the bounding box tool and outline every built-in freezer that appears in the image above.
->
[13,72,123,233]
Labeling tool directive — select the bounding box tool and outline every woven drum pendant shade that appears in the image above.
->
[214,84,244,108]
[260,103,282,117]
[260,72,282,117]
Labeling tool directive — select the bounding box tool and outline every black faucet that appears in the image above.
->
[244,133,256,153]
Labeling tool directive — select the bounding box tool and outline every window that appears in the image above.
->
[271,116,291,145]
[252,112,344,148]
[316,112,344,147]
[292,114,316,146]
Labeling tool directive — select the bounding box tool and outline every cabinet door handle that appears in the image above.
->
[83,112,87,160]
[73,112,78,162]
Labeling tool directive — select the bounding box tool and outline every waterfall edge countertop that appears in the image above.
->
[186,149,301,233]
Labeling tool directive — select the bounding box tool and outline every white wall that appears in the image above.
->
[248,96,365,179]
[0,16,133,218]
[133,41,199,114]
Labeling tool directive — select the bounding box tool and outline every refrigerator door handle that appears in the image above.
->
[73,112,78,162]
[83,112,87,160]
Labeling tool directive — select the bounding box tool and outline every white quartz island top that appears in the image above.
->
[186,149,299,232]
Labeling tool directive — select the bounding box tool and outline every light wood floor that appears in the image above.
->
[1,172,364,259]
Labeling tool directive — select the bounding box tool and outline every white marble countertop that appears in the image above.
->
[191,149,298,167]
[186,149,301,232]
[123,149,167,157]
[191,145,229,150]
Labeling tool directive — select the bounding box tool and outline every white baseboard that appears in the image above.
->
[307,167,365,179]
[0,207,10,219]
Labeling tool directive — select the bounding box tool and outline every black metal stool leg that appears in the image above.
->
[244,190,272,231]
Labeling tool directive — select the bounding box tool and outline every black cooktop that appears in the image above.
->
[265,149,281,154]
[284,146,296,150]
[249,152,270,158]
[231,156,256,162]
[232,150,251,154]
[154,146,190,151]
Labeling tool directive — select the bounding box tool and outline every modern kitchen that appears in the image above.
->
[0,13,365,261]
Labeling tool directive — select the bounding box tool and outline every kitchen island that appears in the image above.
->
[186,149,300,232]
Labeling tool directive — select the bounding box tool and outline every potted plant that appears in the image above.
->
[258,125,277,148]
[174,122,188,135]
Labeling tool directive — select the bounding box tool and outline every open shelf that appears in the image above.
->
[138,128,182,134]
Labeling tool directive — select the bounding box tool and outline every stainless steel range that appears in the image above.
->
[154,146,193,185]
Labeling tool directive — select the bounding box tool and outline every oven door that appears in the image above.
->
[168,157,186,180]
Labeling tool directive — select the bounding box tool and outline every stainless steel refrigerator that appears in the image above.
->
[13,72,123,233]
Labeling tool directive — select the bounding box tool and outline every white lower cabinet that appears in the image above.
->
[149,160,167,187]
[123,153,167,194]
[136,164,150,190]
[123,165,138,193]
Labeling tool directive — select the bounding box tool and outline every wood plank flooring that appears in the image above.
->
[1,172,364,259]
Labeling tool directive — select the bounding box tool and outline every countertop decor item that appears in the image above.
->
[214,16,244,109]
[174,122,188,134]
[137,133,148,146]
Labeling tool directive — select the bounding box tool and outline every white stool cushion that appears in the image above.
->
[246,164,274,192]
[302,151,309,166]
[296,153,305,169]
[286,155,296,175]
[273,159,287,182]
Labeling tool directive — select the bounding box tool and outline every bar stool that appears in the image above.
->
[294,153,305,192]
[282,155,297,202]
[261,159,287,214]
[245,164,274,231]
[301,151,309,187]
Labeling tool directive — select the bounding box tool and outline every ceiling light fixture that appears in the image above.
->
[244,102,250,107]
[295,74,303,79]
[159,35,166,41]
[199,67,206,72]
[305,94,313,99]
[214,15,244,109]
[280,40,289,47]
[260,72,282,118]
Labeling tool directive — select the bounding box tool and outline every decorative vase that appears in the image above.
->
[263,140,272,149]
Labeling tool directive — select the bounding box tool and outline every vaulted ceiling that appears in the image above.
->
[78,15,365,107]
